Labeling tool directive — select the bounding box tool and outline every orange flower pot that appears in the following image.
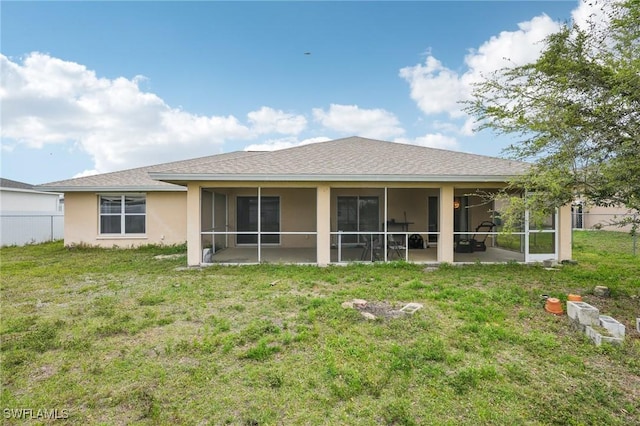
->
[567,294,582,302]
[545,297,564,315]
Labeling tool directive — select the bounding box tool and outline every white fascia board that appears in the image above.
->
[36,185,186,192]
[149,172,517,183]
[1,187,63,196]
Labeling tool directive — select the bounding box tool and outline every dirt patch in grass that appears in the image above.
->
[342,299,416,320]
[30,365,56,381]
[359,301,408,319]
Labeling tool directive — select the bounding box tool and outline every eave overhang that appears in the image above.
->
[36,185,186,193]
[148,173,519,184]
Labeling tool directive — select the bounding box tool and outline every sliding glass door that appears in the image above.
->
[337,196,379,244]
[237,196,280,244]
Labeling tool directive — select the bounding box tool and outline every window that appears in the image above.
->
[100,195,146,234]
[236,196,280,244]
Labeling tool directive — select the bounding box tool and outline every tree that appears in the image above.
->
[465,0,639,235]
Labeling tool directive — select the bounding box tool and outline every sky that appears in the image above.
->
[1,1,601,185]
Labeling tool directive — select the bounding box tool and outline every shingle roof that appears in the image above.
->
[38,151,252,192]
[39,137,529,192]
[1,178,34,190]
[151,137,529,182]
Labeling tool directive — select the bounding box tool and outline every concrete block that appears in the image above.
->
[399,302,423,314]
[585,326,623,346]
[637,318,640,333]
[202,248,212,263]
[593,286,610,297]
[599,315,625,338]
[566,301,600,326]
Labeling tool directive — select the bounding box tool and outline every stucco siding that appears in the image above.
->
[386,188,433,233]
[147,192,187,245]
[63,192,186,247]
[279,188,317,248]
[63,193,97,245]
[582,205,635,232]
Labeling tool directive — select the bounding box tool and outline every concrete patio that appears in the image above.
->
[205,245,524,264]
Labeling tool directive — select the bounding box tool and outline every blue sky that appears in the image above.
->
[1,1,590,184]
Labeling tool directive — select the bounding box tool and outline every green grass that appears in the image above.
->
[495,232,556,253]
[1,232,639,425]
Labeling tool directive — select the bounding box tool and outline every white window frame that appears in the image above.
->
[98,194,146,236]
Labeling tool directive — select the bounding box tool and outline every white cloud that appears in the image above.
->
[399,14,562,118]
[571,0,613,32]
[73,169,100,178]
[398,56,468,117]
[432,116,477,136]
[244,136,330,152]
[395,133,459,151]
[312,104,405,139]
[464,15,561,78]
[460,117,476,137]
[0,53,311,174]
[247,106,307,135]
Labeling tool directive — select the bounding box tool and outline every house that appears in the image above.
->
[1,178,63,212]
[39,137,573,265]
[572,202,636,233]
[1,178,64,246]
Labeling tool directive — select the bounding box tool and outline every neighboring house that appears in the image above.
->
[572,202,636,232]
[1,178,64,246]
[39,137,573,265]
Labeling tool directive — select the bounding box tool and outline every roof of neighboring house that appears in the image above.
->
[1,178,34,190]
[39,137,530,192]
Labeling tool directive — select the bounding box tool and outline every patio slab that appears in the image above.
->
[206,246,524,264]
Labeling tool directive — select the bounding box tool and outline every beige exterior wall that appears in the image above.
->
[438,185,455,262]
[63,191,187,247]
[186,183,201,266]
[558,204,572,262]
[317,185,331,266]
[386,188,435,233]
[580,204,635,232]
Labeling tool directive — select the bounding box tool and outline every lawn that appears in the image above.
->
[1,231,639,425]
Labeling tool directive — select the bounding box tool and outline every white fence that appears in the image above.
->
[0,213,64,247]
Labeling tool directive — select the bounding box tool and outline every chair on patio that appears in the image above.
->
[387,234,406,260]
[361,234,383,261]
